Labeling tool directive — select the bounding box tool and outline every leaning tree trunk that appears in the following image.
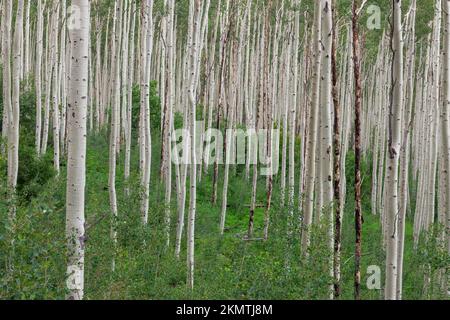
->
[65,0,89,300]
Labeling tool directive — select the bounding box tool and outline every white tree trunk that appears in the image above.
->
[60,0,67,155]
[301,0,322,252]
[109,0,121,270]
[140,0,154,225]
[441,0,450,282]
[35,0,44,156]
[51,3,60,174]
[9,0,24,220]
[385,0,404,300]
[187,0,203,290]
[124,0,136,195]
[65,0,89,300]
[24,0,30,79]
[2,0,12,158]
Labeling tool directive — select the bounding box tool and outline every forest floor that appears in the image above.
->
[0,129,448,300]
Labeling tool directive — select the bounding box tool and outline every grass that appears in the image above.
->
[0,122,448,300]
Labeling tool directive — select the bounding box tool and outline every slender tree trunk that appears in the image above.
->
[140,0,154,225]
[65,0,89,300]
[109,0,121,271]
[187,0,206,289]
[51,3,60,175]
[60,0,67,155]
[288,1,298,239]
[2,0,12,157]
[124,1,136,196]
[441,0,450,293]
[35,0,44,156]
[9,0,24,220]
[24,0,30,80]
[331,0,342,299]
[385,0,404,300]
[301,0,322,253]
[397,0,416,299]
[352,0,363,300]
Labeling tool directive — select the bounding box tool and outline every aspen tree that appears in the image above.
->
[124,0,136,196]
[301,0,322,253]
[248,16,263,239]
[187,0,210,286]
[140,0,154,225]
[100,12,110,128]
[163,0,176,248]
[397,0,416,299]
[219,60,234,234]
[120,0,130,145]
[139,0,147,180]
[212,1,230,205]
[320,0,333,218]
[41,9,51,156]
[280,23,290,208]
[9,0,24,220]
[94,15,101,132]
[51,2,60,175]
[187,0,201,290]
[144,0,154,204]
[385,0,404,300]
[299,20,312,213]
[426,1,441,236]
[262,0,274,241]
[331,0,342,299]
[159,12,167,135]
[443,0,450,262]
[371,42,384,215]
[65,0,89,300]
[24,0,30,79]
[288,0,300,237]
[320,1,334,298]
[440,0,450,296]
[109,0,121,270]
[175,8,195,256]
[280,28,289,208]
[2,0,12,156]
[352,0,363,300]
[60,0,68,155]
[204,0,222,176]
[221,0,240,235]
[243,0,253,181]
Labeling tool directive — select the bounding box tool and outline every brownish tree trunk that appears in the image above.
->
[331,0,341,299]
[352,0,363,301]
